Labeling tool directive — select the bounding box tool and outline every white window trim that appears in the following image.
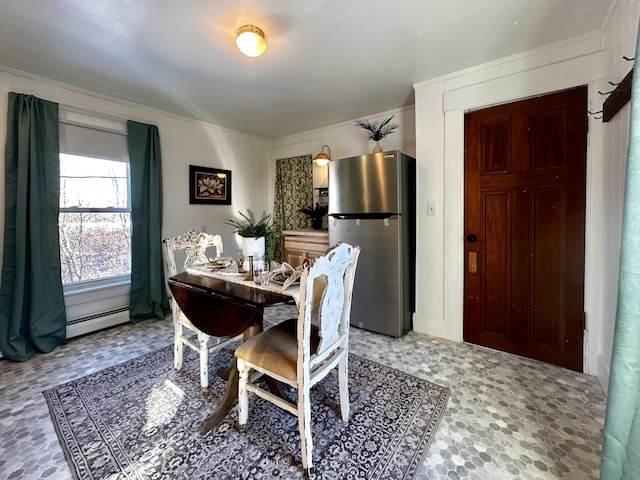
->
[58,108,132,332]
[59,107,126,134]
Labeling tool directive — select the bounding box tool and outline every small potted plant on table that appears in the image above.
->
[226,209,280,266]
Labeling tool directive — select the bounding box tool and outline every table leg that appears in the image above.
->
[265,377,289,400]
[200,324,264,435]
[200,360,239,434]
[217,366,231,381]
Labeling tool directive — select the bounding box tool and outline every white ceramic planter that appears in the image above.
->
[241,236,265,270]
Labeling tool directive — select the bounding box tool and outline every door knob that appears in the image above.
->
[466,234,477,243]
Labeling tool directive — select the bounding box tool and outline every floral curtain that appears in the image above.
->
[272,155,313,262]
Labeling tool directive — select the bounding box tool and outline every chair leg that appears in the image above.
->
[237,359,249,433]
[174,320,183,371]
[297,385,314,474]
[198,332,209,395]
[338,355,350,422]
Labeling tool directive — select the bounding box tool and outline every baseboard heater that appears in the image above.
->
[66,307,130,339]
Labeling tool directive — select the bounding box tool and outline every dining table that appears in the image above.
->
[167,266,297,434]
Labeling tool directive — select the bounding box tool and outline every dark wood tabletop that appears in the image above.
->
[167,271,294,433]
[167,271,293,338]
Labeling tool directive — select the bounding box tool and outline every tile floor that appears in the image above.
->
[0,304,606,479]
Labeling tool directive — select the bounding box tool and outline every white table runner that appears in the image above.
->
[186,265,301,305]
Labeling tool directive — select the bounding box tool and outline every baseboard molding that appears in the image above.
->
[412,312,461,342]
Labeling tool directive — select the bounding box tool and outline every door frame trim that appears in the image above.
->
[415,50,605,375]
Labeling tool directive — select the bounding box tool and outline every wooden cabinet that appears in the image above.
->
[283,230,329,267]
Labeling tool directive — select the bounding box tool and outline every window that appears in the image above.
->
[59,117,131,285]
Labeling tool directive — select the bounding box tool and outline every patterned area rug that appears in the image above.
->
[44,344,448,479]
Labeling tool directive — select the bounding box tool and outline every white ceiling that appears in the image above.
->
[0,0,614,139]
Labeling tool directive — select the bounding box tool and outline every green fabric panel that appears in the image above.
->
[599,23,640,480]
[126,120,169,322]
[0,93,66,361]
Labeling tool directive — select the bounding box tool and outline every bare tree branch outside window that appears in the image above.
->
[59,154,131,284]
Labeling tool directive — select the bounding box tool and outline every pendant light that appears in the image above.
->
[236,25,267,57]
[313,145,331,167]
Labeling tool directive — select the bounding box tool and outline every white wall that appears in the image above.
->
[268,3,640,393]
[3,2,636,381]
[0,68,272,339]
[270,106,416,237]
[270,31,623,383]
[412,17,639,387]
[0,67,272,264]
[595,0,640,392]
[270,106,415,162]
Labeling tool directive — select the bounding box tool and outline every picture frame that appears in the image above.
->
[189,165,232,205]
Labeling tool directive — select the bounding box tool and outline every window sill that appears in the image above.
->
[64,276,130,296]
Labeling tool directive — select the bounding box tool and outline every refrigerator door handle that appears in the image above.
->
[329,212,395,220]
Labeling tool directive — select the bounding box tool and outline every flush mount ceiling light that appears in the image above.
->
[313,145,331,167]
[236,25,267,57]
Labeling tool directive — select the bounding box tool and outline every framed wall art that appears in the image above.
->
[189,165,232,205]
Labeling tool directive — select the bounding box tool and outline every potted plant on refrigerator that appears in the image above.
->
[226,209,280,266]
[354,114,399,153]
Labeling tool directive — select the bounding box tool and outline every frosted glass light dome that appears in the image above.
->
[236,25,266,57]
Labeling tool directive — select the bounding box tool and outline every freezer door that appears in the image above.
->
[328,151,400,215]
[330,216,409,337]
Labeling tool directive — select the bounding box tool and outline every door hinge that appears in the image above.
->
[583,312,587,330]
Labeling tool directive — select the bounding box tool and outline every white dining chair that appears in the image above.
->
[235,242,360,474]
[163,230,243,394]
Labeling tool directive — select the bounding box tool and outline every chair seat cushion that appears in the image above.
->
[235,318,319,381]
[177,310,192,325]
[177,311,205,334]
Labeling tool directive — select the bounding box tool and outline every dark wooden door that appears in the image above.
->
[463,86,587,372]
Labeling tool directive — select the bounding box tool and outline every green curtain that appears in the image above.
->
[599,25,640,480]
[0,93,66,361]
[127,120,169,322]
[272,155,313,261]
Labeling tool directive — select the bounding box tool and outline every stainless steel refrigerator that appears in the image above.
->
[328,150,415,337]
